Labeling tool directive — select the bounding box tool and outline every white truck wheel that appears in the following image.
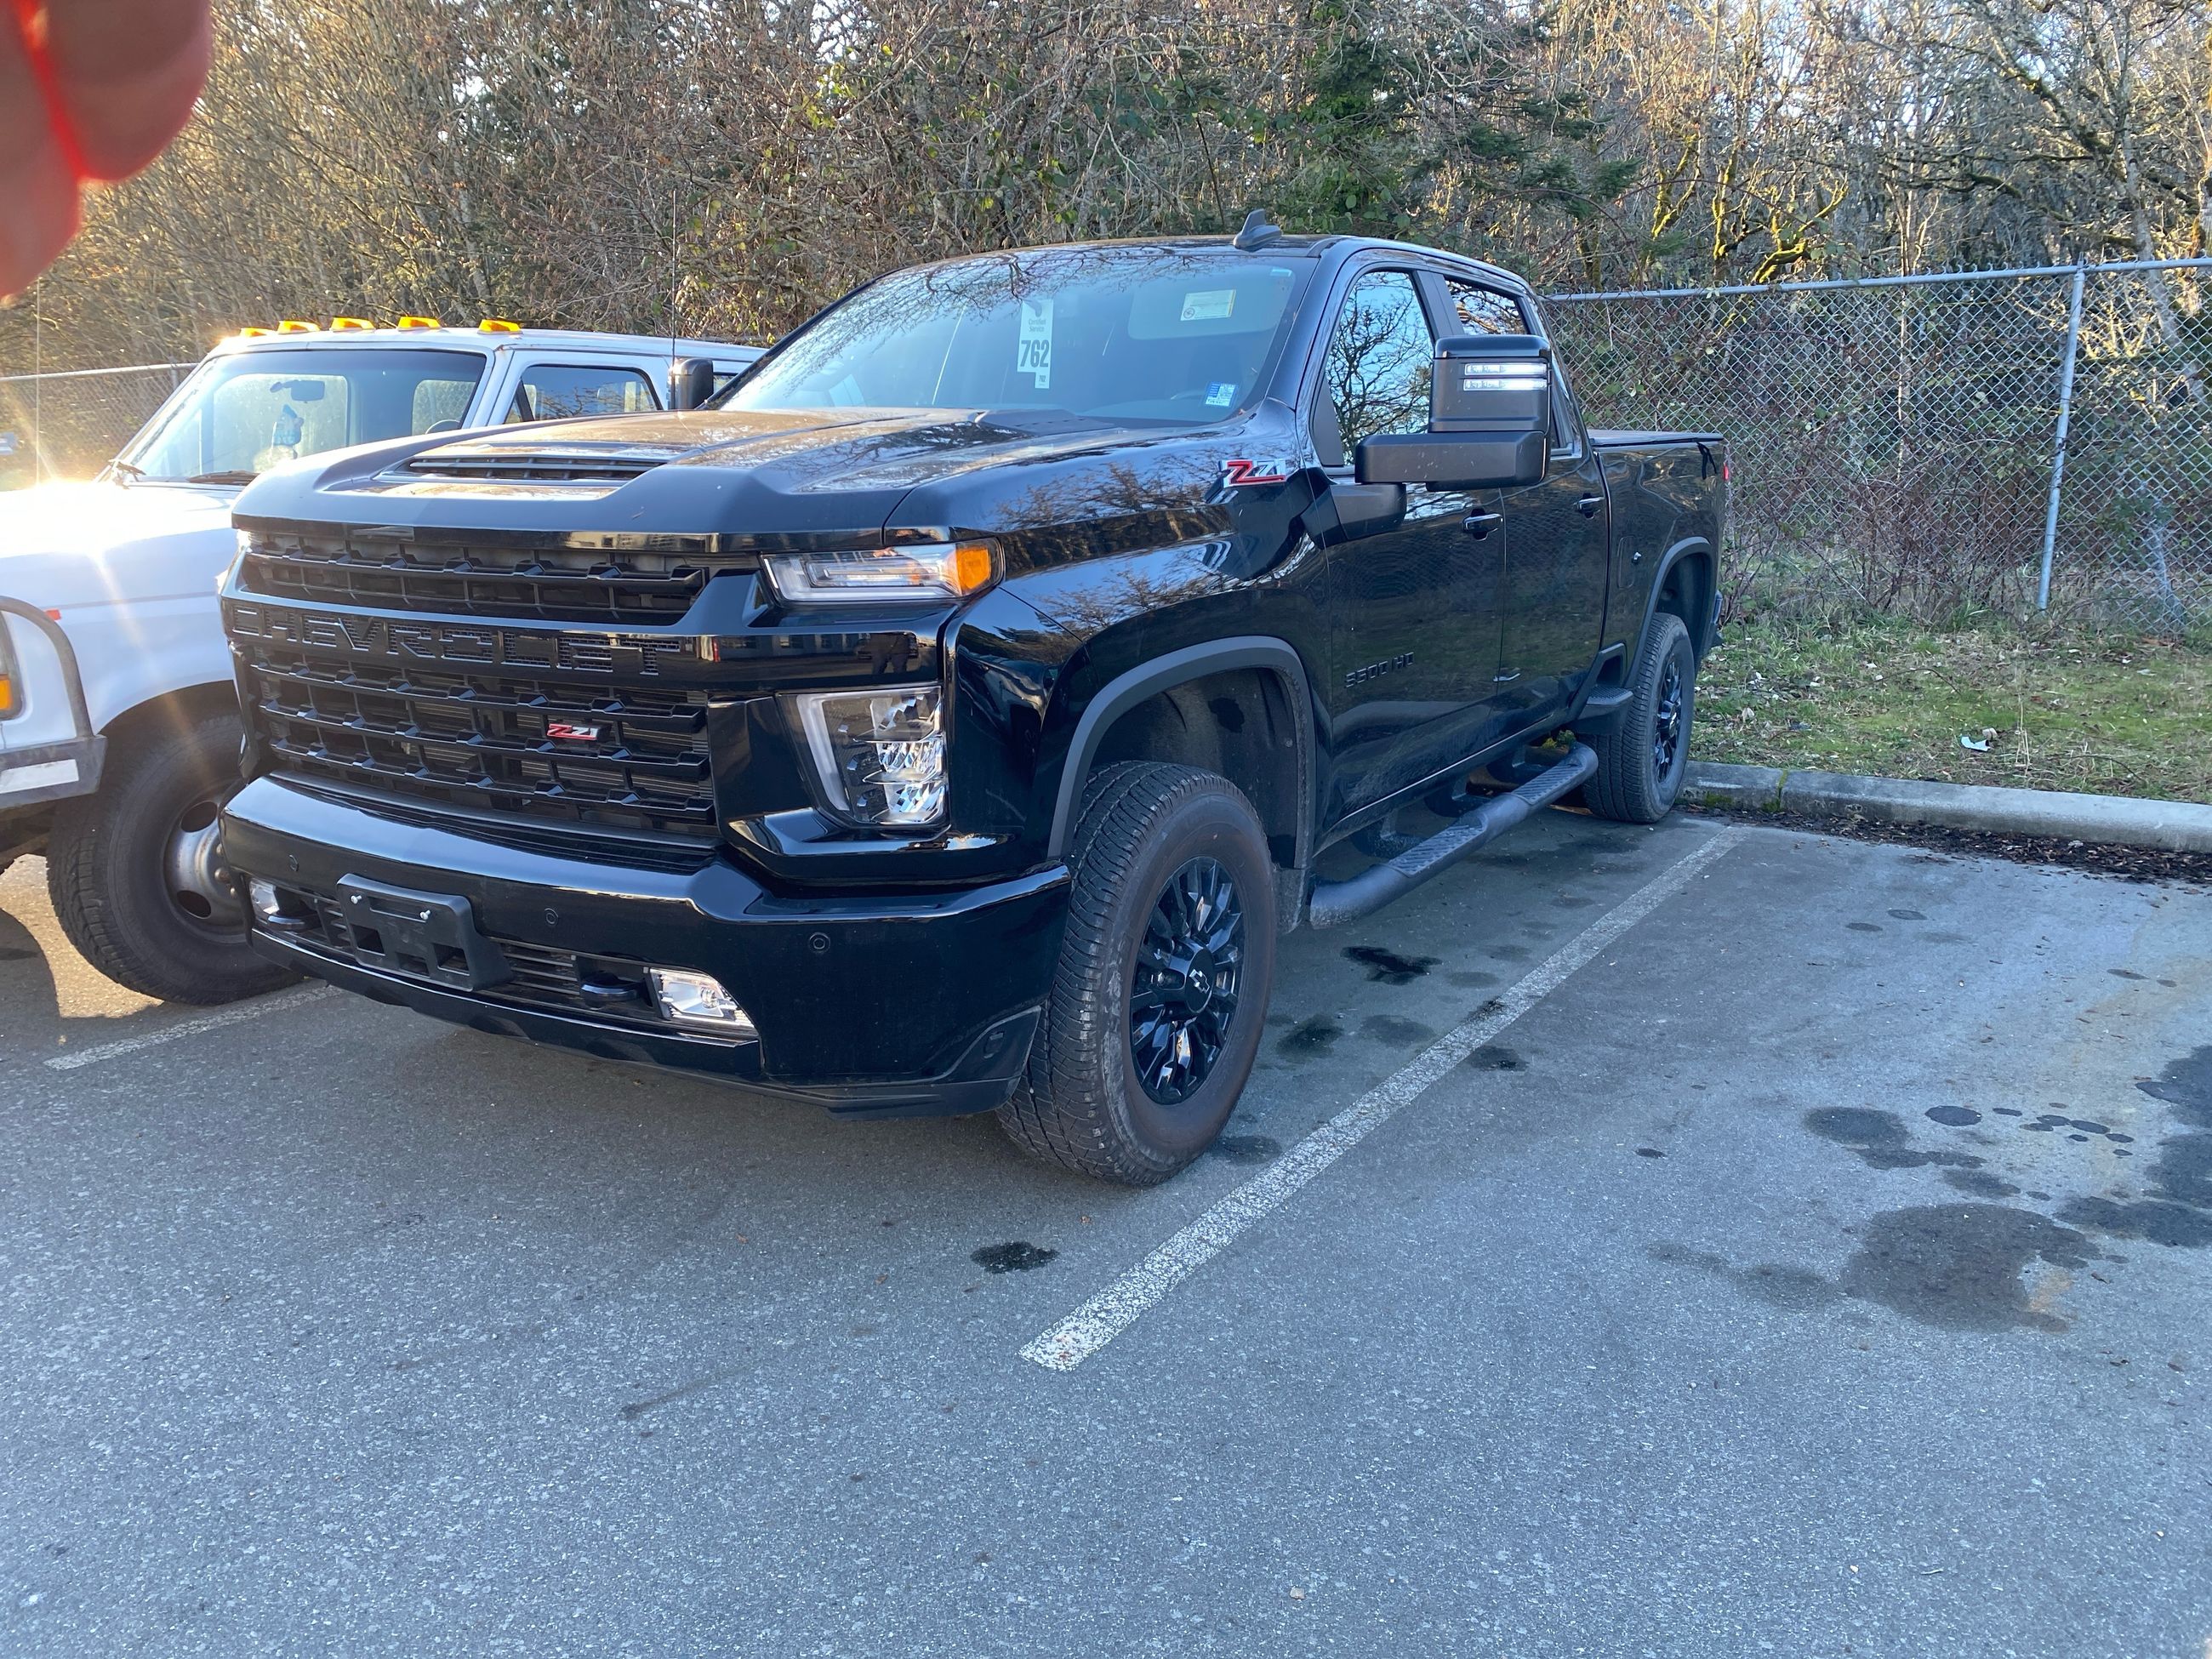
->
[45,711,296,1004]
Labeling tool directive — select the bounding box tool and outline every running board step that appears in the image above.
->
[1307,743,1599,930]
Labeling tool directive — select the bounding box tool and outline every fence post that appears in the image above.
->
[2036,260,2087,611]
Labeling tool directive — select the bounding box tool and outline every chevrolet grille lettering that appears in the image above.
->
[230,603,691,676]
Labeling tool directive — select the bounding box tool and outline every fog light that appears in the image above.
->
[647,967,757,1037]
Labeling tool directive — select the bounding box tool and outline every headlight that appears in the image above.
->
[793,683,946,828]
[762,540,996,605]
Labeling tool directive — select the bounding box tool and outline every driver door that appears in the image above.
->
[1310,268,1506,824]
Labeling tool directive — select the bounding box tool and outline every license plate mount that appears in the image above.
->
[334,875,513,990]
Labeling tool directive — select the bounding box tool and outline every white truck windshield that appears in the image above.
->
[727,249,1313,425]
[120,348,487,482]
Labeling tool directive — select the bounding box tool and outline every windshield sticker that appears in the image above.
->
[1180,289,1236,323]
[1205,382,1236,408]
[1017,299,1053,390]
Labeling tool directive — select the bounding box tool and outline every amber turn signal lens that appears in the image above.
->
[951,540,996,594]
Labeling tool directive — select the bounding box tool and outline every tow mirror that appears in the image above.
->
[1354,334,1550,490]
[672,357,717,411]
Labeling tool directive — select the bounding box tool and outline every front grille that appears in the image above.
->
[238,528,745,624]
[237,638,720,841]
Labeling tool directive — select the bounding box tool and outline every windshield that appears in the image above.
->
[726,249,1314,425]
[118,347,487,482]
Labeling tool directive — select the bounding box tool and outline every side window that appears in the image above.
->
[1445,281,1527,336]
[504,363,661,425]
[1320,271,1435,465]
[1548,363,1582,452]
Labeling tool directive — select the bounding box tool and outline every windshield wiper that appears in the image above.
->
[102,459,145,482]
[185,470,259,485]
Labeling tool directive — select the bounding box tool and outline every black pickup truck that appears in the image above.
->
[219,218,1726,1184]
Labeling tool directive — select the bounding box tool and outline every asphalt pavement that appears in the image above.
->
[2,812,2207,1657]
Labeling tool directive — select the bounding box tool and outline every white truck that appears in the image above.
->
[0,321,761,1002]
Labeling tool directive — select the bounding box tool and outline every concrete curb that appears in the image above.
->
[1683,761,2212,854]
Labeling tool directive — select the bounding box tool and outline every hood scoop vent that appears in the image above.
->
[399,444,686,485]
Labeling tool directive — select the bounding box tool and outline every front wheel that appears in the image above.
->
[46,710,296,1004]
[1582,611,1696,824]
[997,762,1276,1186]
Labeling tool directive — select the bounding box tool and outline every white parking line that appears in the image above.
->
[44,984,336,1071]
[1021,824,1746,1371]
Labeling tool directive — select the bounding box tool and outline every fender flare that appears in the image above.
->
[1046,636,1315,863]
[1637,536,1718,663]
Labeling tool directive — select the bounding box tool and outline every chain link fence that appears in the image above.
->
[1546,259,2212,634]
[0,363,194,488]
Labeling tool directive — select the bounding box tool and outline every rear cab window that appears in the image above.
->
[505,362,663,425]
[1443,276,1580,453]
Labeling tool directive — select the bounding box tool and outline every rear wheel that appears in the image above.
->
[1583,611,1695,824]
[46,710,295,1004]
[997,762,1275,1185]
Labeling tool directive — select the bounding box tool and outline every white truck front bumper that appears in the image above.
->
[0,598,104,813]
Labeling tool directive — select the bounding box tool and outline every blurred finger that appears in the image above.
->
[41,0,211,183]
[0,6,82,298]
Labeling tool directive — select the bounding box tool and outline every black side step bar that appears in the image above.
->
[1307,743,1599,930]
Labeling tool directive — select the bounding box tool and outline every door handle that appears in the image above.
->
[1576,494,1604,518]
[1462,511,1502,539]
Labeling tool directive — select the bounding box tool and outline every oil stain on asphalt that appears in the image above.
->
[1804,1108,1982,1172]
[2056,1046,2212,1248]
[1464,1044,1526,1072]
[972,1243,1058,1274]
[1277,1016,1343,1058]
[1655,1207,2095,1332]
[1685,1049,2212,1334]
[1838,1206,2094,1332]
[1342,946,1439,984]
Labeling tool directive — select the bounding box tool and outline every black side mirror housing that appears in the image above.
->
[672,357,717,411]
[1354,334,1551,490]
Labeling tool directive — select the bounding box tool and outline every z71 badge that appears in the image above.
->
[544,721,602,742]
[1222,458,1297,487]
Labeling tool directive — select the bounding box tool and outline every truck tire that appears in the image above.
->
[1583,611,1695,824]
[45,710,295,1005]
[998,761,1276,1185]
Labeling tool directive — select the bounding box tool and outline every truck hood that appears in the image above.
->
[414,406,1220,492]
[0,479,238,610]
[230,405,1287,571]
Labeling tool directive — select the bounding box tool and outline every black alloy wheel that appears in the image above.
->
[1651,654,1687,782]
[1129,856,1245,1105]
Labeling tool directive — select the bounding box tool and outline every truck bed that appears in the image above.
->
[1587,429,1724,448]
